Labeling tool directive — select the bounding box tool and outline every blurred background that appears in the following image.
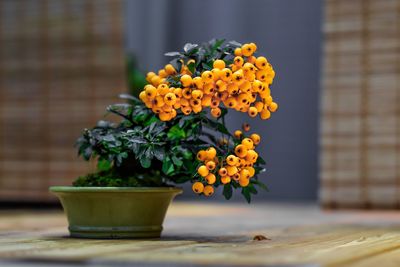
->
[0,0,398,208]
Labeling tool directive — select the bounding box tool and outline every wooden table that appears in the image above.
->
[1,202,400,267]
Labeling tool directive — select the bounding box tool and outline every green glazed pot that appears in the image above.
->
[49,186,182,239]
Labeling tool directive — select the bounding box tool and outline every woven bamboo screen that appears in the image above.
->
[320,0,400,208]
[0,0,126,202]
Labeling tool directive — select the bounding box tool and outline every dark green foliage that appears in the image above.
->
[73,169,168,187]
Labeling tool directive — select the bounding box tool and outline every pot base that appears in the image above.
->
[50,186,182,239]
[69,225,162,239]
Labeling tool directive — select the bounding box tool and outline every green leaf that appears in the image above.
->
[165,51,181,57]
[153,146,165,161]
[252,180,269,191]
[187,61,196,74]
[183,43,198,53]
[223,184,233,200]
[138,148,152,168]
[97,159,111,172]
[247,184,258,194]
[167,125,186,140]
[257,156,266,165]
[171,155,183,167]
[242,188,252,203]
[162,156,175,175]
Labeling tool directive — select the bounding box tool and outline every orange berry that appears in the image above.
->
[191,89,203,100]
[252,80,264,92]
[201,95,212,107]
[174,88,183,97]
[250,133,261,145]
[198,165,209,177]
[154,95,165,108]
[225,96,238,109]
[265,95,273,105]
[159,112,171,121]
[226,166,238,176]
[146,72,156,82]
[234,56,244,67]
[220,68,232,82]
[190,98,201,107]
[211,107,221,118]
[255,56,268,70]
[218,167,228,176]
[180,98,189,107]
[247,56,257,64]
[203,83,215,94]
[164,93,177,105]
[158,69,167,78]
[192,182,204,194]
[242,123,250,132]
[243,62,256,73]
[151,75,161,86]
[235,144,248,158]
[197,150,207,161]
[232,70,244,83]
[245,150,258,163]
[234,47,242,56]
[192,105,202,114]
[182,88,192,99]
[260,109,271,120]
[232,173,241,181]
[180,74,193,87]
[240,169,251,179]
[241,44,254,57]
[201,71,214,83]
[181,106,192,115]
[205,173,216,185]
[234,130,242,139]
[210,98,220,108]
[256,70,268,81]
[211,68,221,81]
[248,106,258,117]
[165,64,176,75]
[240,80,252,93]
[213,59,226,69]
[254,102,264,112]
[227,83,239,94]
[239,176,250,187]
[215,80,227,92]
[193,77,203,89]
[157,84,170,95]
[242,138,254,149]
[269,102,278,112]
[245,166,256,177]
[220,176,231,184]
[206,147,217,159]
[144,85,157,99]
[203,185,214,196]
[226,155,239,166]
[206,160,216,170]
[249,42,257,52]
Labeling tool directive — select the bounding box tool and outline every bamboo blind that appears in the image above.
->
[320,0,400,208]
[0,0,126,202]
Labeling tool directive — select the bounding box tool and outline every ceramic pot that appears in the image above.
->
[49,186,182,239]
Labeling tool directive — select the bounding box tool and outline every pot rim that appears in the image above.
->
[49,186,183,193]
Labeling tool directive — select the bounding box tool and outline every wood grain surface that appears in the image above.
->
[1,202,400,267]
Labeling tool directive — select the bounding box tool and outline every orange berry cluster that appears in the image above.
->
[139,42,278,121]
[192,132,261,196]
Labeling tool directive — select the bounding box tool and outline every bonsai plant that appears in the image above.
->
[50,39,278,238]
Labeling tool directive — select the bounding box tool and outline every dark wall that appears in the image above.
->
[125,0,323,201]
